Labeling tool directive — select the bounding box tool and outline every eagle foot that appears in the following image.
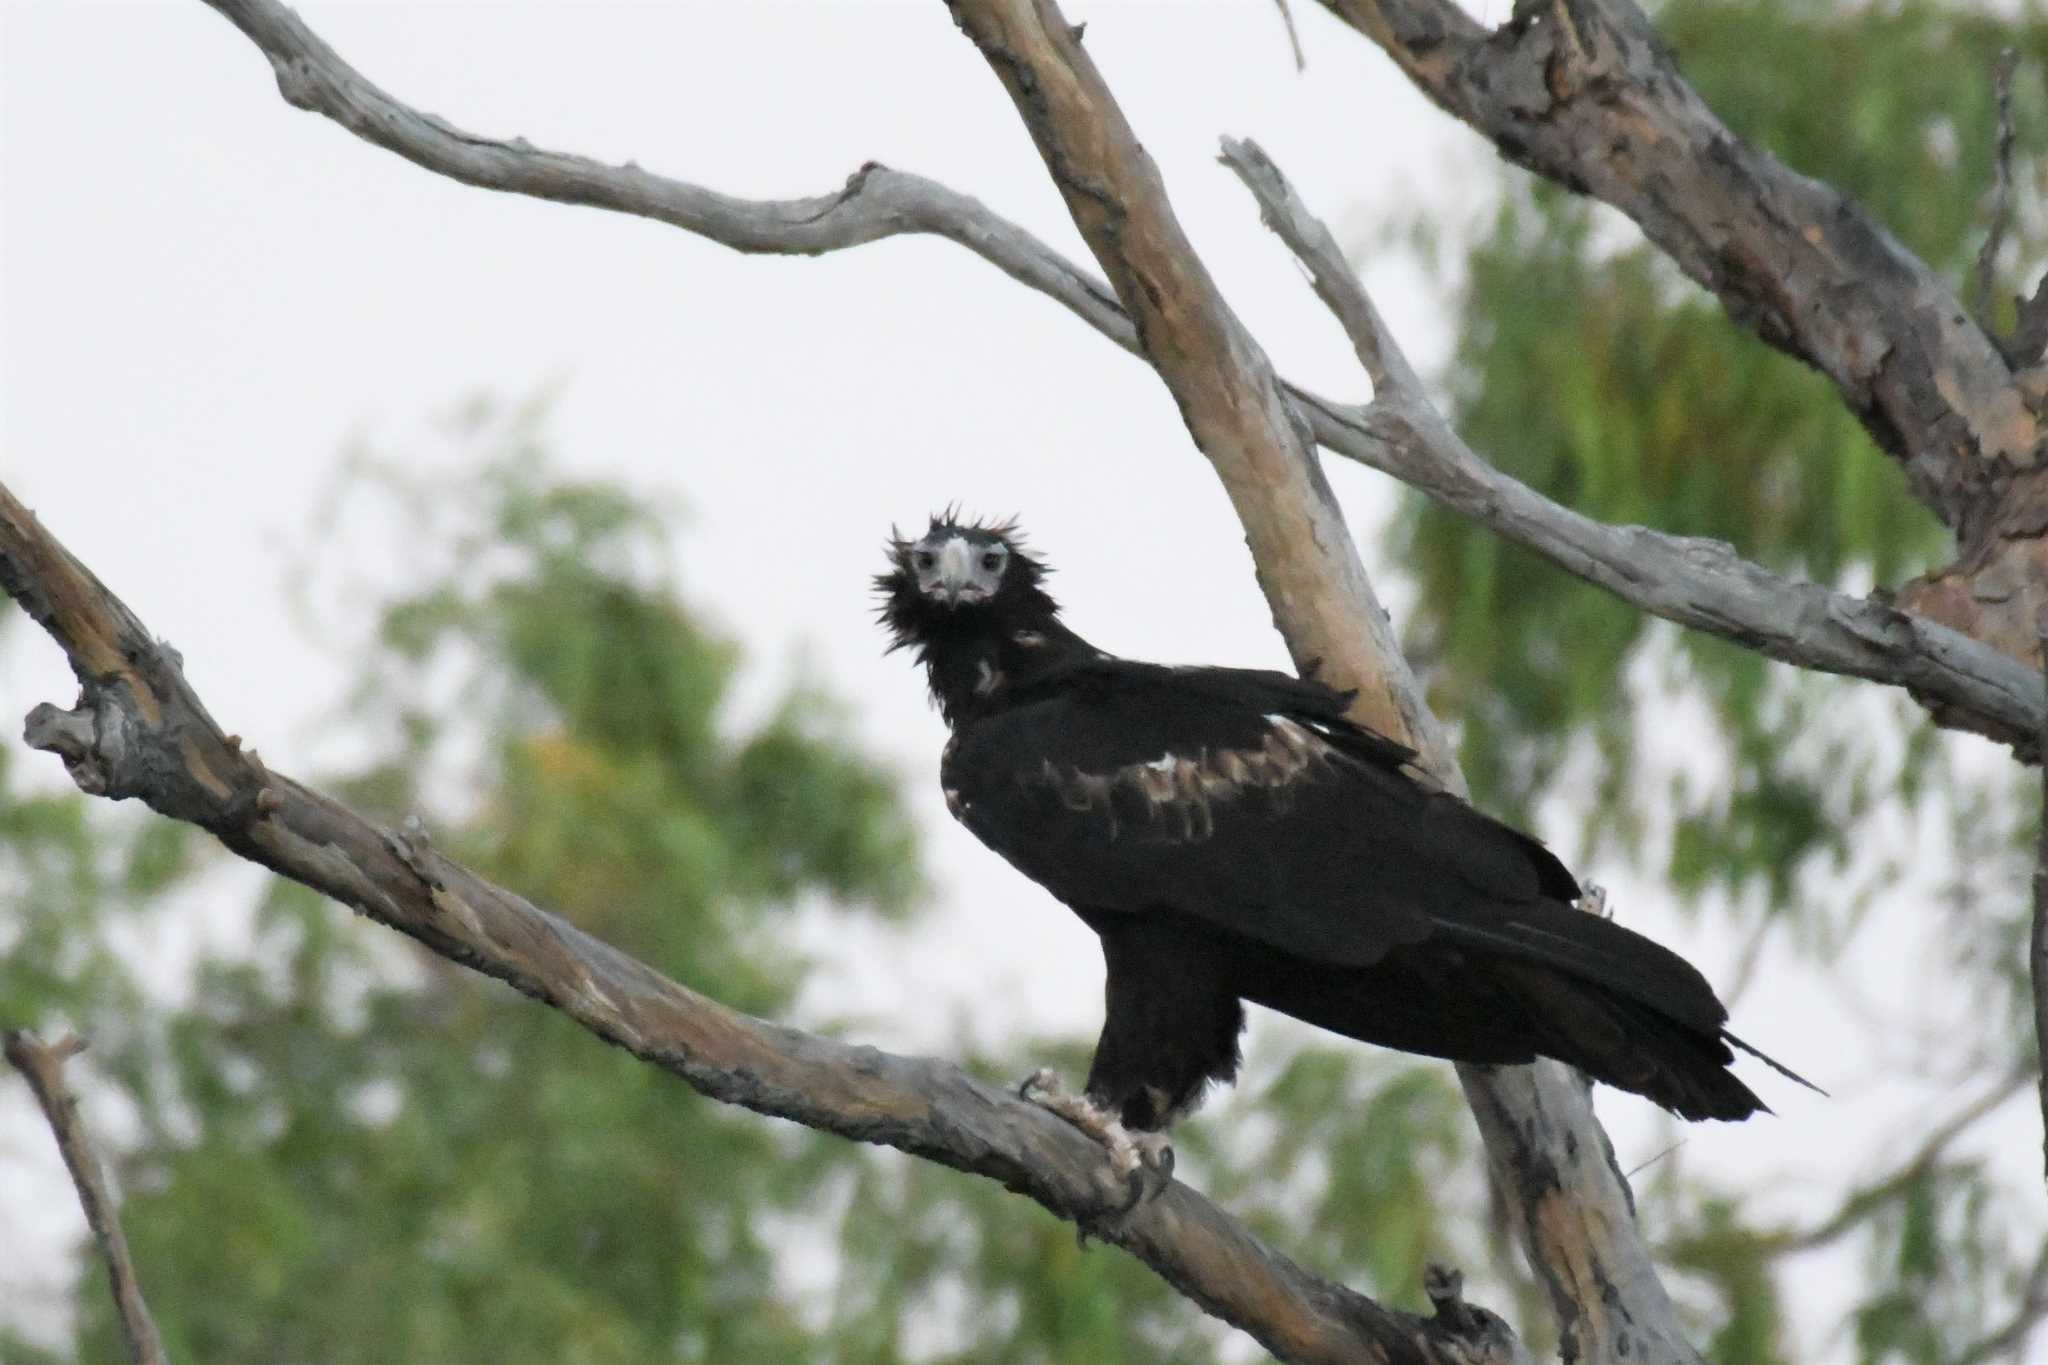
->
[1017,1068,1175,1215]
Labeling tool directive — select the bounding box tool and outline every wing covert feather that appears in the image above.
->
[942,663,1581,968]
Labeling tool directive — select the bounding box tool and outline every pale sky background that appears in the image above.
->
[2,1,2042,1360]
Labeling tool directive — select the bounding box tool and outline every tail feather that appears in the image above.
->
[1444,898,1821,1121]
[1724,1028,1827,1097]
[1489,960,1767,1121]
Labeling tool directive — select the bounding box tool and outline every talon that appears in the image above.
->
[1015,1066,1174,1213]
[1018,1067,1060,1101]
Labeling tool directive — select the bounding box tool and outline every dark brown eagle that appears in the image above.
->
[879,515,1807,1183]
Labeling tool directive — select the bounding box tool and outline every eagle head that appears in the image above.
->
[875,513,1057,655]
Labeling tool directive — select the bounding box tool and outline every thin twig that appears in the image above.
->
[1272,0,1308,71]
[1976,49,2020,327]
[2034,605,2048,1188]
[3,1031,167,1365]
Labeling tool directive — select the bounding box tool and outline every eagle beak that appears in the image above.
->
[932,538,982,605]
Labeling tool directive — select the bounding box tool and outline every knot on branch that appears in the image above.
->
[26,699,126,797]
[271,55,323,112]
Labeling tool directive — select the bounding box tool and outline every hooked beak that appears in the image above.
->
[928,538,986,606]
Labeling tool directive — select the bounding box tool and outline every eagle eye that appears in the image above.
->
[913,551,935,570]
[980,551,1003,572]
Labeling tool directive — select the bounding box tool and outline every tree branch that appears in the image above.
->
[1311,0,2034,541]
[1217,137,2048,756]
[940,4,1700,1362]
[2035,609,2048,1187]
[941,0,1446,768]
[1974,48,2020,331]
[188,0,2046,756]
[0,480,1526,1365]
[3,1030,167,1365]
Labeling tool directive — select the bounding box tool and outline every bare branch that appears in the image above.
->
[0,481,1527,1365]
[943,0,1447,769]
[1219,137,2047,757]
[1975,49,2020,329]
[1312,0,2033,541]
[2035,607,2048,1187]
[1273,0,1309,72]
[188,0,2046,756]
[3,1031,167,1365]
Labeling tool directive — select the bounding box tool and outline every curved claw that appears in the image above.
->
[1018,1067,1061,1102]
[1014,1066,1176,1220]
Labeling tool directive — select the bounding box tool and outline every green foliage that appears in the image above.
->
[1396,1,2048,1360]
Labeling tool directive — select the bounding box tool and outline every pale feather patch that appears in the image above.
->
[1037,716,1336,843]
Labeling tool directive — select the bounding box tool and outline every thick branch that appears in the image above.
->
[0,480,1524,1365]
[188,0,2046,755]
[3,1031,167,1365]
[942,0,1445,767]
[941,5,1698,1363]
[1314,0,2035,540]
[1219,138,2048,756]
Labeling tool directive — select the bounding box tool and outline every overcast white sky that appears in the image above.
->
[3,1,2042,1358]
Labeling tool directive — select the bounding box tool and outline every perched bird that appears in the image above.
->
[878,514,1806,1182]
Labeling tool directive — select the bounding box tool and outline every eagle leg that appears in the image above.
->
[1018,1068,1174,1210]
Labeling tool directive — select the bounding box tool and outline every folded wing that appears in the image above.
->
[945,658,1729,1037]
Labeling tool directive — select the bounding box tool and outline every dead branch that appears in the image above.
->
[1975,49,2021,328]
[1218,137,2044,756]
[3,1031,167,1365]
[0,479,1525,1365]
[2035,608,2048,1186]
[189,0,2046,755]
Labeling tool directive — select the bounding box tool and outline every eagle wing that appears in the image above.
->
[943,658,1590,971]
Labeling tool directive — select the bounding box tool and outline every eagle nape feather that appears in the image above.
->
[877,514,1814,1154]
